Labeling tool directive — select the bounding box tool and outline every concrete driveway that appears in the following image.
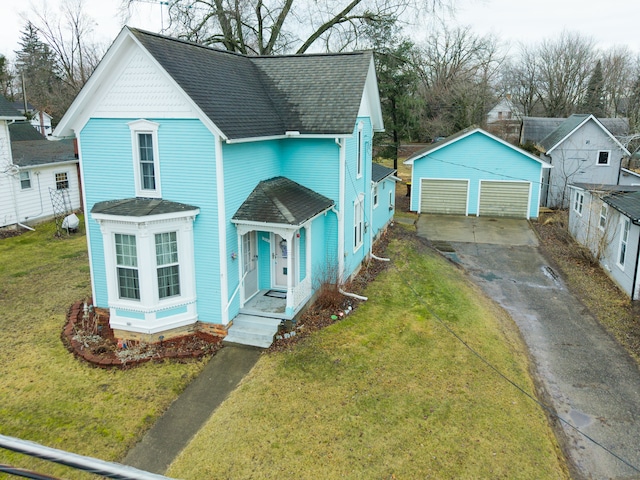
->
[417,214,640,480]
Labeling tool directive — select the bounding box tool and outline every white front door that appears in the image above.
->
[242,231,258,300]
[273,233,294,288]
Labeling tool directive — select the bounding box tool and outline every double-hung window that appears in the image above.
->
[20,171,31,189]
[373,184,379,208]
[599,204,608,230]
[618,219,630,268]
[55,172,69,190]
[573,191,584,216]
[156,232,180,299]
[356,122,363,178]
[115,234,140,300]
[354,194,364,251]
[129,119,161,198]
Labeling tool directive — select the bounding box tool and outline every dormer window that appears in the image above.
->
[129,119,161,197]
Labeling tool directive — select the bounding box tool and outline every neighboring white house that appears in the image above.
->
[485,96,522,144]
[0,95,80,228]
[12,100,53,137]
[568,183,640,300]
[538,114,630,208]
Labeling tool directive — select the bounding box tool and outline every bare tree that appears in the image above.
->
[600,46,635,118]
[122,0,451,55]
[499,44,541,117]
[416,23,502,136]
[535,31,596,117]
[27,0,103,94]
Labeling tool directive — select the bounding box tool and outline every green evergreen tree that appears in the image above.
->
[581,60,605,116]
[14,22,62,118]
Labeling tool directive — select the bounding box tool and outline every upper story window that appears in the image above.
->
[20,171,31,189]
[597,150,610,166]
[356,122,363,178]
[55,172,69,190]
[129,119,161,198]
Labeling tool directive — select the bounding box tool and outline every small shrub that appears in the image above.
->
[314,281,345,310]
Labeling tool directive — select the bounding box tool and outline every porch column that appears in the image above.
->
[285,231,295,315]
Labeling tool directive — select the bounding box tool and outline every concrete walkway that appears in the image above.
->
[122,345,262,475]
[417,214,640,479]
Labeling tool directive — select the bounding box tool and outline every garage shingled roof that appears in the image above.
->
[130,28,372,140]
[232,177,334,226]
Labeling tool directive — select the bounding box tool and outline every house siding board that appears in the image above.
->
[569,190,640,299]
[0,121,16,226]
[372,177,395,236]
[410,131,542,217]
[545,119,626,208]
[281,139,340,201]
[223,140,281,305]
[81,118,223,322]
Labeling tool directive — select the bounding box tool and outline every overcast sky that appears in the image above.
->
[1,0,639,60]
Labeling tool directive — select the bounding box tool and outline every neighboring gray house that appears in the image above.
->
[520,116,629,147]
[538,114,630,208]
[568,183,640,300]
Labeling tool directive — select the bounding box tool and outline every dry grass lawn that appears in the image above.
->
[0,219,207,478]
[169,226,568,479]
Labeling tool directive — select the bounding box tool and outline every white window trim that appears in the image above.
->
[573,191,584,216]
[596,150,611,166]
[19,170,31,189]
[617,218,630,270]
[93,212,197,314]
[55,171,69,190]
[356,121,364,179]
[353,193,364,252]
[129,119,161,198]
[373,183,379,208]
[598,204,608,231]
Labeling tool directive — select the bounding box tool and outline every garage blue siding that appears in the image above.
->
[409,130,544,219]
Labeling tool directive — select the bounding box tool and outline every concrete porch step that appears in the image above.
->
[224,314,282,348]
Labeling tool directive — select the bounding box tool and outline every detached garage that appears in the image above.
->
[405,128,550,219]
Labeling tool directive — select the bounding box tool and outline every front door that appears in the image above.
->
[242,231,258,300]
[273,233,294,289]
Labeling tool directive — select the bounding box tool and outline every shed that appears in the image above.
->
[405,127,550,219]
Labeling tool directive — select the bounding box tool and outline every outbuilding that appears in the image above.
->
[404,127,551,219]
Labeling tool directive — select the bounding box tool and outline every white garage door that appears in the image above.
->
[479,181,530,218]
[420,179,468,215]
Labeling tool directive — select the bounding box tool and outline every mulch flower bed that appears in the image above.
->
[63,222,397,367]
[62,302,222,369]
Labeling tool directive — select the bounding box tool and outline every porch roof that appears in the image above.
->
[232,176,334,226]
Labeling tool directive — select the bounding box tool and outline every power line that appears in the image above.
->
[391,257,640,475]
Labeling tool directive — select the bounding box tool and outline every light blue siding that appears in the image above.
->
[372,177,395,237]
[156,305,188,319]
[344,117,373,278]
[81,118,221,323]
[410,131,543,218]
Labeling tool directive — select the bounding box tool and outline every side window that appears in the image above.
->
[356,122,363,178]
[55,172,69,190]
[597,151,610,165]
[20,171,31,189]
[618,219,630,268]
[599,204,608,230]
[373,184,379,207]
[354,194,364,251]
[573,191,584,215]
[115,233,140,300]
[129,120,161,198]
[156,232,181,299]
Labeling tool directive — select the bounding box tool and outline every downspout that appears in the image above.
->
[216,136,230,323]
[336,137,345,281]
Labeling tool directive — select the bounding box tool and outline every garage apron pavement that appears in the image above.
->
[417,214,640,480]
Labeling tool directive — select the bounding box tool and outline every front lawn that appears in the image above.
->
[0,220,207,478]
[169,226,568,479]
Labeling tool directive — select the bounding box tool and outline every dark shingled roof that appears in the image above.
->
[11,139,77,167]
[233,177,334,225]
[129,28,372,139]
[0,95,25,119]
[9,122,46,141]
[603,191,640,224]
[538,115,628,152]
[521,117,565,145]
[91,198,199,217]
[372,163,395,183]
[572,183,640,193]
